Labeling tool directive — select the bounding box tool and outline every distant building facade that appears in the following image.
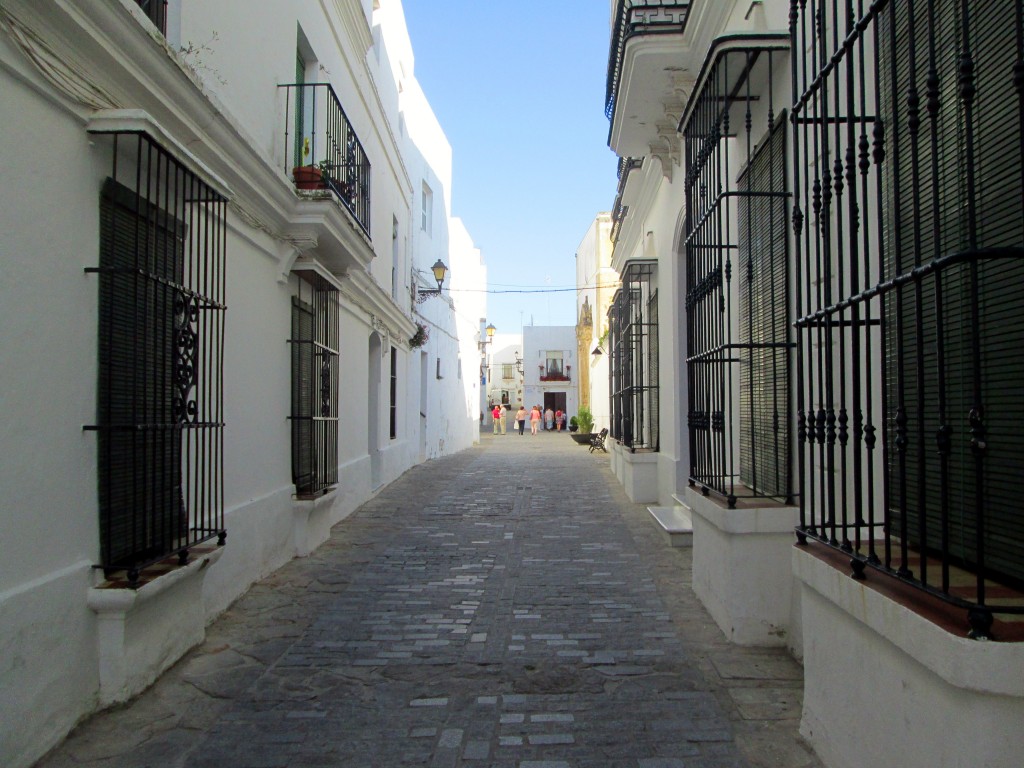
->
[523,326,578,424]
[485,332,525,413]
[575,212,617,434]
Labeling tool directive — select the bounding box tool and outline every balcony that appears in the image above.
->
[610,156,642,244]
[279,82,371,237]
[605,1,692,158]
[539,365,571,383]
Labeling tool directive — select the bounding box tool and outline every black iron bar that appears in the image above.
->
[957,0,987,626]
[744,50,758,495]
[906,0,931,588]
[792,0,809,537]
[794,247,1024,327]
[924,0,950,594]
[832,0,852,551]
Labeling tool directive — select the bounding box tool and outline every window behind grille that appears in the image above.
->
[736,118,790,499]
[89,131,227,585]
[134,0,167,34]
[390,346,398,440]
[98,179,185,569]
[290,274,340,498]
[880,0,1024,583]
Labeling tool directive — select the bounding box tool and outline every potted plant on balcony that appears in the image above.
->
[292,138,326,190]
[570,406,595,444]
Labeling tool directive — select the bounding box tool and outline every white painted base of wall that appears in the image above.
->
[88,547,224,706]
[794,547,1024,768]
[609,442,660,503]
[0,563,98,768]
[687,488,800,650]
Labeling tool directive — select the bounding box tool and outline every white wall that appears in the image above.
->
[486,333,525,411]
[0,2,483,766]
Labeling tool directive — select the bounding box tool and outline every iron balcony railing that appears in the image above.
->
[605,1,691,122]
[611,157,642,244]
[790,0,1024,638]
[279,82,371,237]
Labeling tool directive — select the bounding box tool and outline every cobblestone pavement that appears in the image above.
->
[37,430,822,768]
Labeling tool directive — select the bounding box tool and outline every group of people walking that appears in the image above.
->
[490,404,568,436]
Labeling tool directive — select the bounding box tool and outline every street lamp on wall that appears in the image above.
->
[480,322,496,351]
[416,259,449,303]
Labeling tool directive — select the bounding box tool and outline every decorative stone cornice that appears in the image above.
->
[342,267,417,345]
[333,0,374,57]
[0,6,119,109]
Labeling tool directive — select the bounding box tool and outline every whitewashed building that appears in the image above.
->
[522,326,578,425]
[575,212,617,436]
[0,1,484,766]
[606,1,1024,766]
[485,332,525,416]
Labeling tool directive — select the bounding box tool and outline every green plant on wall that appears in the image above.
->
[576,406,594,434]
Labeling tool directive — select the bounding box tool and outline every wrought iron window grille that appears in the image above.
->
[682,36,793,509]
[85,131,227,587]
[389,347,398,440]
[289,271,341,500]
[279,82,371,236]
[790,0,1024,637]
[608,261,659,452]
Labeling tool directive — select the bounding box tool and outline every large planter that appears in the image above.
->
[571,433,594,445]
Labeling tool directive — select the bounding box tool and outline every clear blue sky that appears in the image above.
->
[402,1,617,336]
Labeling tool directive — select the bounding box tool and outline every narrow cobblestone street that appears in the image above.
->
[37,431,820,768]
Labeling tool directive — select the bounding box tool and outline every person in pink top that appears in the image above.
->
[529,405,542,435]
[514,406,527,435]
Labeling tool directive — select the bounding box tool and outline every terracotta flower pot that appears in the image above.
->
[292,165,325,190]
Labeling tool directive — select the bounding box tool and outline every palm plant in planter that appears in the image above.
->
[570,406,595,444]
